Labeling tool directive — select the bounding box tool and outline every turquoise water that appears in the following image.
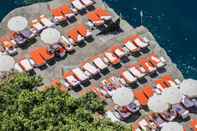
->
[1,0,197,79]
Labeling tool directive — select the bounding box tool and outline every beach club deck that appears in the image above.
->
[0,0,196,130]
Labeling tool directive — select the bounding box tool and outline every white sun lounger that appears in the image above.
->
[82,63,99,75]
[66,75,80,87]
[104,52,116,61]
[133,38,148,48]
[60,36,74,51]
[113,48,125,58]
[106,111,120,122]
[72,67,89,82]
[156,84,166,92]
[14,63,24,72]
[71,0,85,10]
[40,15,55,27]
[121,70,137,84]
[77,35,84,42]
[80,0,94,7]
[124,41,138,52]
[19,59,34,72]
[93,57,108,70]
[32,19,45,31]
[138,119,149,131]
[145,62,156,72]
[142,36,150,43]
[104,52,120,65]
[150,55,165,68]
[129,66,145,78]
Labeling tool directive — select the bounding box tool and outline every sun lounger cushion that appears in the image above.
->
[38,47,55,61]
[83,63,99,75]
[134,90,148,106]
[71,0,85,10]
[95,8,112,20]
[87,12,104,26]
[121,70,136,84]
[93,57,108,70]
[77,24,92,37]
[72,68,89,81]
[30,51,46,66]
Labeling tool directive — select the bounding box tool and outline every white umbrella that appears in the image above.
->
[161,122,184,131]
[161,86,183,104]
[180,79,197,97]
[148,94,169,113]
[112,87,134,106]
[7,16,28,32]
[40,28,61,44]
[0,55,15,72]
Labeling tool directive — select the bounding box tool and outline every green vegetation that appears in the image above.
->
[0,73,130,131]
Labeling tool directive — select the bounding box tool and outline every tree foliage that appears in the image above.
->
[0,73,130,131]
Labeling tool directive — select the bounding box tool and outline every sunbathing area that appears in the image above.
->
[0,0,196,130]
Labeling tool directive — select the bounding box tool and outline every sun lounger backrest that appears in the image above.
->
[134,90,148,106]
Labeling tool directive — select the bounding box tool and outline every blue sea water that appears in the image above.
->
[0,0,197,79]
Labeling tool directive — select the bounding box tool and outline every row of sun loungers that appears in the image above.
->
[155,75,181,93]
[14,58,34,72]
[60,35,152,88]
[118,54,166,85]
[0,39,17,55]
[51,5,75,23]
[51,0,95,23]
[123,34,149,52]
[14,47,59,72]
[134,86,154,106]
[87,8,112,26]
[31,15,55,32]
[67,24,92,44]
[111,102,140,121]
[70,0,95,11]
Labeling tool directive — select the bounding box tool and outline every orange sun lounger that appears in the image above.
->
[52,80,68,92]
[155,79,168,92]
[161,75,176,87]
[123,37,140,53]
[110,45,125,58]
[51,8,63,17]
[61,5,74,18]
[51,7,66,22]
[37,47,55,61]
[148,53,165,68]
[134,89,148,106]
[77,24,92,37]
[30,50,46,66]
[139,58,156,73]
[104,51,120,65]
[95,8,112,20]
[87,12,104,26]
[143,86,154,98]
[68,29,83,44]
[190,119,197,131]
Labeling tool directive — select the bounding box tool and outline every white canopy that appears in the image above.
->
[7,16,28,32]
[0,55,15,72]
[112,87,134,106]
[180,79,197,97]
[40,28,61,44]
[148,94,169,113]
[161,86,183,104]
[161,122,184,131]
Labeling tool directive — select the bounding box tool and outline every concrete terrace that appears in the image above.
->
[0,0,183,85]
[1,0,195,130]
